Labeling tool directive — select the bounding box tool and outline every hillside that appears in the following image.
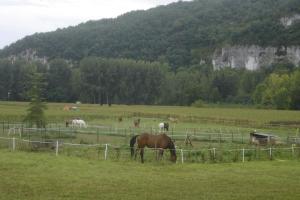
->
[1,0,300,70]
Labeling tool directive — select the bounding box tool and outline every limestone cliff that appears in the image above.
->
[212,46,300,70]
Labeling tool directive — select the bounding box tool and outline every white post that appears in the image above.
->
[105,144,108,160]
[56,140,59,156]
[12,137,15,151]
[269,147,272,160]
[242,148,245,163]
[181,149,184,164]
[213,148,216,160]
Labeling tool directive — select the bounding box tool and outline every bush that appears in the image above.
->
[191,99,205,108]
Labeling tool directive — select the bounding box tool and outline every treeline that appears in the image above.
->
[1,0,300,70]
[0,57,299,110]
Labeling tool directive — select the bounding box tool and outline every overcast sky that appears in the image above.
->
[0,0,189,49]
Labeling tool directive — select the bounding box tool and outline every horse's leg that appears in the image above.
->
[140,148,144,163]
[134,148,139,160]
[159,149,164,161]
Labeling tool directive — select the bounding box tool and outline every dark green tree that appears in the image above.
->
[24,67,47,128]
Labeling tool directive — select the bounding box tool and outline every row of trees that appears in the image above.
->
[0,57,299,109]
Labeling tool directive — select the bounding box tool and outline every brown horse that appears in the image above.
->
[130,133,177,163]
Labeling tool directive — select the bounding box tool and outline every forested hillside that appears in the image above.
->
[0,0,300,109]
[1,0,300,69]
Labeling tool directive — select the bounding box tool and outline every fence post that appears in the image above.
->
[56,140,59,156]
[12,137,15,151]
[292,144,295,157]
[2,121,5,134]
[242,148,245,162]
[241,132,244,144]
[105,144,108,160]
[97,128,99,143]
[213,148,216,160]
[269,147,272,160]
[181,149,184,164]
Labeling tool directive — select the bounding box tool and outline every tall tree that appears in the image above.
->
[24,66,47,128]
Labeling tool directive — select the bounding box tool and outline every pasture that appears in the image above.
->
[0,101,300,163]
[1,101,300,128]
[0,101,300,199]
[0,150,300,200]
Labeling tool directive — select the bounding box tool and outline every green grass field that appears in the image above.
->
[0,150,299,200]
[0,101,300,163]
[0,102,300,199]
[1,101,300,127]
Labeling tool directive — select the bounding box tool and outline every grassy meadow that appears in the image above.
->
[1,101,300,132]
[0,101,300,159]
[1,101,300,124]
[0,150,300,200]
[0,102,300,199]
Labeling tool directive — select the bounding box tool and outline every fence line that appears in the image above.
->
[1,121,300,145]
[1,136,299,164]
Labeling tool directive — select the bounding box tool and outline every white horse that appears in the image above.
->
[66,119,87,128]
[159,122,169,132]
[72,119,87,128]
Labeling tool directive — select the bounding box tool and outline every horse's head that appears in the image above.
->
[169,139,177,163]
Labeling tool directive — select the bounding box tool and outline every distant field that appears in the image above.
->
[0,101,300,127]
[0,150,299,200]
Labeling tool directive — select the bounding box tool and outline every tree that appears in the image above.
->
[290,70,300,109]
[253,73,292,109]
[212,68,240,101]
[46,59,72,102]
[24,68,47,128]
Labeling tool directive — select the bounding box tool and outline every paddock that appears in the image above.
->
[0,120,299,163]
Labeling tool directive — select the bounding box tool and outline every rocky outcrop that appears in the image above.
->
[280,14,300,27]
[212,46,300,70]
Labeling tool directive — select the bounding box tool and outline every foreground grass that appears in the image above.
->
[0,150,299,200]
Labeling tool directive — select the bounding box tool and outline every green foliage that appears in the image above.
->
[191,99,205,108]
[1,57,300,110]
[79,57,165,105]
[253,73,293,109]
[1,0,299,69]
[23,69,47,128]
[0,0,300,110]
[290,70,300,109]
[46,59,72,102]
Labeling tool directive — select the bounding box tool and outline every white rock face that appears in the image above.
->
[280,14,300,27]
[212,46,300,70]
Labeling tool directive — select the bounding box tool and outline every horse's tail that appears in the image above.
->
[130,135,139,158]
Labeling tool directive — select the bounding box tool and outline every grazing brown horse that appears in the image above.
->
[130,133,177,163]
